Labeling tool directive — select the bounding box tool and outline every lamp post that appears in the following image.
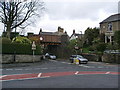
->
[40,37,44,53]
[80,31,83,53]
[32,41,36,62]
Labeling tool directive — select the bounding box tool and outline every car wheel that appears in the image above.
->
[79,60,81,64]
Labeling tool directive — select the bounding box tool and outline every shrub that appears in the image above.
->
[96,42,107,52]
[12,36,32,44]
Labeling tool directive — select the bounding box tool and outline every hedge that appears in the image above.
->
[2,43,42,55]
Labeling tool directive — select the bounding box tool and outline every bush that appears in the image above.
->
[96,42,107,52]
[88,46,95,51]
[12,36,32,44]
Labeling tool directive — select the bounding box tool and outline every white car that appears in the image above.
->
[45,53,56,60]
[70,55,88,64]
[49,54,56,60]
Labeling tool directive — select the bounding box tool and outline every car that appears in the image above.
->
[49,54,56,60]
[45,53,56,60]
[69,55,88,64]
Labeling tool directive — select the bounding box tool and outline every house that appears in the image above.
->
[70,29,83,41]
[28,26,69,49]
[99,13,120,44]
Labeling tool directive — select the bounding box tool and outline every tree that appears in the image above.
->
[84,27,99,45]
[0,0,44,38]
[114,31,120,49]
[67,39,77,54]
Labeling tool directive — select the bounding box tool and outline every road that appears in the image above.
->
[1,59,120,88]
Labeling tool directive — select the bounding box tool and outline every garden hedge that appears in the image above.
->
[2,43,41,55]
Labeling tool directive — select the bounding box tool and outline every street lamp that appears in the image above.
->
[40,37,43,41]
[40,37,44,53]
[80,31,83,53]
[32,41,36,62]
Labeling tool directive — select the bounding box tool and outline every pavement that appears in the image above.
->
[1,58,119,69]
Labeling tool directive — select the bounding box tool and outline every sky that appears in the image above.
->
[0,0,119,36]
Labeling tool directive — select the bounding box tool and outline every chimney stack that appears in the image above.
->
[39,28,42,35]
[73,29,75,34]
[58,26,64,33]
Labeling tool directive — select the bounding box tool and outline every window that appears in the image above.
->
[108,22,112,31]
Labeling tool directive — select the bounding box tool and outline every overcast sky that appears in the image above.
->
[0,0,119,36]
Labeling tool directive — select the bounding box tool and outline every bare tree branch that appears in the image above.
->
[0,0,45,38]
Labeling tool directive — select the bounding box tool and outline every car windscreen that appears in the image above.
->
[49,54,54,55]
[71,56,77,58]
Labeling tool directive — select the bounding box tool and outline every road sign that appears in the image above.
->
[32,41,36,50]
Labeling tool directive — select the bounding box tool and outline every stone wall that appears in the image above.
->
[102,53,120,63]
[82,53,120,63]
[1,54,42,64]
[82,53,100,62]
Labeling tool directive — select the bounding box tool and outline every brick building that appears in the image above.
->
[28,27,69,55]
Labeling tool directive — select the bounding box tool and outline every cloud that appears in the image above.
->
[45,2,118,21]
[0,0,119,36]
[32,1,118,36]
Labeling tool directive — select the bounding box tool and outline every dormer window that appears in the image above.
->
[108,22,112,31]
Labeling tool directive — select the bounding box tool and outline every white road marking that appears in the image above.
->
[6,69,13,71]
[79,65,93,68]
[15,69,23,70]
[75,71,79,75]
[76,74,84,75]
[61,62,67,64]
[40,76,50,78]
[105,72,110,74]
[50,60,57,62]
[38,73,42,77]
[0,77,40,82]
[0,75,7,78]
[67,63,72,64]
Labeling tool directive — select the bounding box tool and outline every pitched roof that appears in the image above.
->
[100,13,120,24]
[40,32,55,35]
[70,33,83,39]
